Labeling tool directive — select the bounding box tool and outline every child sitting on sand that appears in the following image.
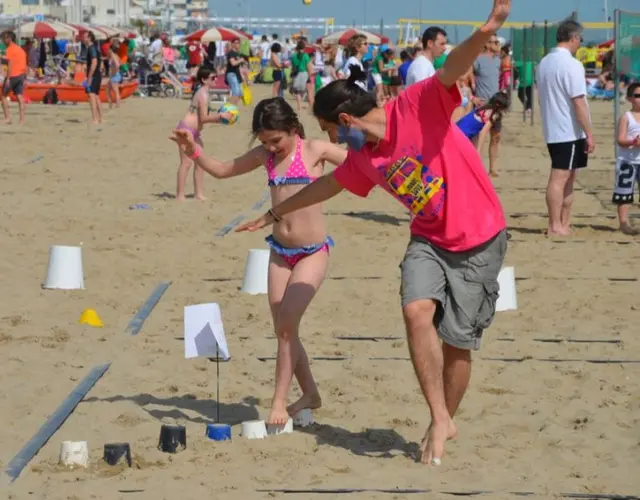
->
[170,97,347,425]
[456,91,509,153]
[612,82,640,235]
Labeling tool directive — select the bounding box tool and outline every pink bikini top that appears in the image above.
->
[266,136,317,187]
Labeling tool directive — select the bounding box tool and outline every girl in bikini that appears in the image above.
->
[456,91,509,153]
[173,66,233,201]
[170,97,347,425]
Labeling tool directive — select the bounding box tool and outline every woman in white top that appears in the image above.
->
[340,34,368,91]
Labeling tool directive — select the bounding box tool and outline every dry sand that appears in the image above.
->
[0,89,638,500]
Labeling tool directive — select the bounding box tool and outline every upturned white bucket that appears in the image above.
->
[43,245,85,290]
[59,441,88,467]
[267,418,294,436]
[496,267,517,312]
[241,420,268,439]
[240,249,270,295]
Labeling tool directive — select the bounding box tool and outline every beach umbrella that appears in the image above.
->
[90,25,123,38]
[19,20,78,40]
[68,23,108,41]
[318,28,389,46]
[182,27,251,43]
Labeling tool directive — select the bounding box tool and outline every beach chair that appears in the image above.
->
[209,74,230,105]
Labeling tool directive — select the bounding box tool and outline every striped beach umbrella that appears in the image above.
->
[68,24,108,41]
[319,29,389,46]
[19,20,78,40]
[183,27,252,43]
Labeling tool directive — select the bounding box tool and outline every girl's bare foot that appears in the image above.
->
[489,170,500,177]
[420,418,458,466]
[267,404,291,425]
[176,194,187,202]
[546,226,570,237]
[287,392,322,417]
[195,194,207,201]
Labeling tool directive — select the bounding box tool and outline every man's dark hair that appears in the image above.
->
[556,20,583,43]
[3,30,16,43]
[422,26,447,48]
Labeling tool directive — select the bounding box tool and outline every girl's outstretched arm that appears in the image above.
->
[307,139,348,166]
[476,122,492,152]
[170,129,265,179]
[236,173,343,232]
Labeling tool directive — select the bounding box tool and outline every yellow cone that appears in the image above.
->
[78,309,104,328]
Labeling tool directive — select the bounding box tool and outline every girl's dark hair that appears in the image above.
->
[479,91,510,124]
[196,66,214,83]
[87,31,96,43]
[313,65,376,123]
[295,40,305,52]
[271,42,281,53]
[192,66,214,92]
[252,97,306,140]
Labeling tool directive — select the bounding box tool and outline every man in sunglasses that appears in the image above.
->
[537,20,593,237]
[472,35,503,177]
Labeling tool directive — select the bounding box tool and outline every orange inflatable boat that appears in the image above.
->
[19,81,138,103]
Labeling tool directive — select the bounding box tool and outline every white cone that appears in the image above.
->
[241,420,268,439]
[240,249,270,295]
[59,441,88,467]
[496,267,517,312]
[293,408,315,427]
[43,245,85,290]
[267,418,294,436]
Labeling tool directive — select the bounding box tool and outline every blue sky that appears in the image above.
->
[208,0,638,41]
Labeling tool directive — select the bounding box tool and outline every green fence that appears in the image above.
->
[509,12,577,124]
[614,10,640,139]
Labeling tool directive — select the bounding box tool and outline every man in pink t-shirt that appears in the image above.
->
[238,0,511,467]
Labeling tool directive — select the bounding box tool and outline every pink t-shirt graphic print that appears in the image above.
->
[333,74,506,252]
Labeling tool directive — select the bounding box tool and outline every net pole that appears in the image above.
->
[522,27,527,123]
[543,20,549,55]
[613,9,621,149]
[531,22,536,126]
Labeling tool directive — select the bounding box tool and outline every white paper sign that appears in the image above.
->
[184,303,230,360]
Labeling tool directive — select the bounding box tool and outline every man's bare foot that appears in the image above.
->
[420,419,457,466]
[620,222,639,235]
[287,392,322,417]
[267,404,291,425]
[194,194,207,201]
[546,226,570,237]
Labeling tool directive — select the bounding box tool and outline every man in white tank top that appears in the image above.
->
[613,82,640,235]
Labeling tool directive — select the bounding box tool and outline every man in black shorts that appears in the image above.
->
[83,30,103,124]
[537,20,594,236]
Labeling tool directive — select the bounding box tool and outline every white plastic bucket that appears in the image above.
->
[496,267,517,312]
[59,441,88,467]
[267,418,294,436]
[240,249,270,295]
[43,245,85,290]
[241,420,268,439]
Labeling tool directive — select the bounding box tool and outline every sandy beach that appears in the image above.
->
[0,89,638,500]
